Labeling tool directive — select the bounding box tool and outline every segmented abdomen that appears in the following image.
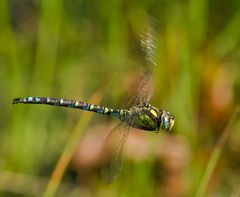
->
[12,96,130,121]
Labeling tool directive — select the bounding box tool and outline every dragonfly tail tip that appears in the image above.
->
[12,98,21,104]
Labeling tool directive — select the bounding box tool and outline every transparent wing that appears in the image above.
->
[128,71,153,107]
[128,16,159,107]
[140,15,159,67]
[101,122,131,184]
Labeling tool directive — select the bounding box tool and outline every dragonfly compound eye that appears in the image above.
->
[163,116,169,129]
[161,111,175,132]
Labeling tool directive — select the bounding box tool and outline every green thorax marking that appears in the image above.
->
[128,104,160,131]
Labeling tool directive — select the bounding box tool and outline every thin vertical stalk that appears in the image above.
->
[43,91,103,197]
[194,107,240,197]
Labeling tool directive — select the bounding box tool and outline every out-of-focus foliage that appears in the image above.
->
[0,0,240,196]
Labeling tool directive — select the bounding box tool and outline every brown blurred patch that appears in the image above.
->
[158,135,190,197]
[71,123,112,170]
[201,57,235,128]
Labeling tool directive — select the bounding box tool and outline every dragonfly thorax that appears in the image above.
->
[125,103,175,132]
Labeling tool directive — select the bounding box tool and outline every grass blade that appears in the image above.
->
[194,107,240,197]
[43,91,103,197]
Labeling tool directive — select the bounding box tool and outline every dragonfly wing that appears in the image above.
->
[140,16,159,67]
[101,122,131,183]
[128,17,159,107]
[128,70,153,107]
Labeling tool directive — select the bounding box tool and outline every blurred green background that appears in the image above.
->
[1,0,240,196]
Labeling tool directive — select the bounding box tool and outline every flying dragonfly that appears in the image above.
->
[12,17,175,183]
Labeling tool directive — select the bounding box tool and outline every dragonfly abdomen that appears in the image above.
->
[12,97,130,120]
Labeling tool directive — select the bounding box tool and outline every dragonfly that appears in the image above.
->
[12,17,175,183]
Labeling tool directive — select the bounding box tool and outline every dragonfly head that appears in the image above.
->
[160,110,175,132]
